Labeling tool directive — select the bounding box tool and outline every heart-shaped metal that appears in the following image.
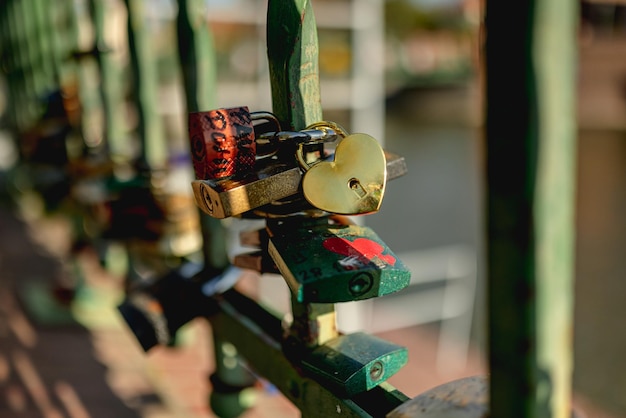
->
[302,133,387,215]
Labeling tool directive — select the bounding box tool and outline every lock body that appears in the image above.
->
[189,106,256,180]
[300,133,387,215]
[192,162,302,219]
[267,218,411,303]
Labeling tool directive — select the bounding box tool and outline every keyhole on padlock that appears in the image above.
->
[349,178,367,199]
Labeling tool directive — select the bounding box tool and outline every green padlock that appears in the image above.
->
[267,218,411,303]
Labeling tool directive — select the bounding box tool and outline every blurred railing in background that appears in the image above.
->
[4,0,626,417]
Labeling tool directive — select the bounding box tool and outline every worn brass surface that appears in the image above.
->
[192,164,302,218]
[193,152,407,219]
[302,133,387,215]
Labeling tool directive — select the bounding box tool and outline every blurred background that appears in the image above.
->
[0,0,625,417]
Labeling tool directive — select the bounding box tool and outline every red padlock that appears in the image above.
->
[188,106,257,180]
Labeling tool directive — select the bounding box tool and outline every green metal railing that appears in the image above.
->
[0,0,580,417]
[485,1,578,416]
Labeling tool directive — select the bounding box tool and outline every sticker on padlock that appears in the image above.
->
[298,127,388,215]
[267,218,411,303]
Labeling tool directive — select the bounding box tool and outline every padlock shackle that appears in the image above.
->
[257,126,344,159]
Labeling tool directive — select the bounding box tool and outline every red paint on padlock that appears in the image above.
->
[188,106,256,180]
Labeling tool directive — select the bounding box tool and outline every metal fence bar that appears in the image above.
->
[485,0,578,416]
[176,0,229,273]
[93,0,123,157]
[266,0,339,349]
[124,0,166,170]
[267,0,323,131]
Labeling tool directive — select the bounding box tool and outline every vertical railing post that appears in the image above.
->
[31,0,56,96]
[118,0,168,287]
[267,0,323,131]
[176,3,255,414]
[267,0,338,348]
[67,0,106,152]
[42,0,63,86]
[485,0,578,416]
[1,1,27,132]
[53,1,74,90]
[15,0,43,128]
[124,0,166,171]
[176,0,228,273]
[88,0,125,160]
[91,0,114,157]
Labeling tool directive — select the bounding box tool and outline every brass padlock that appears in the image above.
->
[299,132,387,215]
[191,160,303,219]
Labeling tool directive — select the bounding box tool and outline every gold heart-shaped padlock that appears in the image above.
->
[301,133,387,215]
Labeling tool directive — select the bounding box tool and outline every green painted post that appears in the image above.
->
[9,0,34,132]
[40,0,63,85]
[0,7,10,72]
[124,0,167,171]
[14,0,42,128]
[54,1,74,89]
[176,0,228,273]
[67,0,105,151]
[1,1,26,131]
[93,0,124,157]
[176,0,217,113]
[0,3,14,129]
[266,0,337,347]
[0,5,8,67]
[484,0,578,416]
[0,6,7,77]
[267,0,322,131]
[31,0,56,95]
[175,3,251,413]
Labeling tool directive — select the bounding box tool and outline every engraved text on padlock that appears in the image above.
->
[189,106,256,180]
